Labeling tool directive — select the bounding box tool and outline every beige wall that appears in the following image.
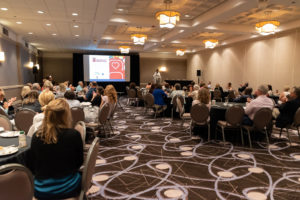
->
[187,28,300,92]
[42,53,73,84]
[140,57,187,84]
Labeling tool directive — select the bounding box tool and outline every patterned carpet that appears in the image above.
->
[87,102,300,200]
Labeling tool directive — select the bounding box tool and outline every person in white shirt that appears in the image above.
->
[243,84,274,125]
[153,69,161,84]
[64,91,80,108]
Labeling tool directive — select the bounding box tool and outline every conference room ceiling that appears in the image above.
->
[0,0,299,53]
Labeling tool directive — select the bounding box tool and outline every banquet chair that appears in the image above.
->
[143,93,158,118]
[127,89,137,106]
[213,90,222,102]
[227,90,236,102]
[136,89,144,107]
[75,121,86,147]
[216,105,245,145]
[242,108,273,148]
[71,107,85,128]
[190,104,210,141]
[0,114,12,131]
[12,100,23,111]
[14,108,36,134]
[278,108,300,143]
[98,103,110,137]
[107,103,117,134]
[78,137,99,200]
[171,95,184,119]
[0,163,34,200]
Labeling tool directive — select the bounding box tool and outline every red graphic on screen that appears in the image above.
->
[109,57,125,79]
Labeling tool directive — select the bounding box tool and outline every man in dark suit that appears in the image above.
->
[276,87,300,128]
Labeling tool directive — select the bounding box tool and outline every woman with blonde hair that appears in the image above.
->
[100,84,117,116]
[21,85,31,100]
[56,83,67,98]
[26,98,83,199]
[22,90,41,112]
[43,80,53,91]
[27,90,55,137]
[192,87,211,110]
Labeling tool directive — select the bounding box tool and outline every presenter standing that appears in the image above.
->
[153,69,161,84]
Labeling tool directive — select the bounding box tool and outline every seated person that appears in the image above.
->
[129,82,137,94]
[164,83,172,94]
[42,80,53,91]
[279,86,290,104]
[152,84,167,113]
[214,83,224,96]
[189,84,200,100]
[192,87,211,109]
[27,90,55,137]
[146,82,152,90]
[276,87,300,128]
[233,87,253,103]
[32,83,41,94]
[64,91,80,108]
[91,86,104,107]
[26,98,83,200]
[267,84,274,96]
[76,81,84,92]
[226,82,233,91]
[238,82,249,93]
[22,90,42,113]
[243,85,274,125]
[21,86,31,100]
[100,85,117,117]
[84,81,97,101]
[55,83,67,98]
[0,88,16,115]
[170,83,186,103]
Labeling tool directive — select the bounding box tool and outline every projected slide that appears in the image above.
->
[89,55,127,82]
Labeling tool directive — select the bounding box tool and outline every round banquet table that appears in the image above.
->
[0,136,31,165]
[164,96,193,117]
[209,102,245,140]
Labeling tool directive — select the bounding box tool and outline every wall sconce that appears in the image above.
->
[28,61,34,68]
[159,66,167,72]
[0,52,5,62]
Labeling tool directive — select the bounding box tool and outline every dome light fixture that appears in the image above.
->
[119,46,130,54]
[176,49,185,56]
[131,34,147,45]
[255,20,280,35]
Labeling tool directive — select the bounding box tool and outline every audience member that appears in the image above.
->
[0,88,16,115]
[170,83,185,103]
[22,90,41,113]
[43,80,53,91]
[76,81,84,92]
[26,98,83,200]
[267,85,273,96]
[129,82,137,96]
[189,84,200,100]
[84,81,97,101]
[164,83,172,94]
[27,90,55,137]
[238,82,248,93]
[233,87,253,103]
[146,82,152,90]
[276,87,300,128]
[152,84,167,114]
[56,83,67,98]
[100,85,117,117]
[64,91,80,108]
[149,84,156,94]
[21,86,31,100]
[227,82,233,91]
[32,83,41,93]
[192,87,211,110]
[279,86,290,104]
[91,86,104,107]
[243,85,274,125]
[207,81,212,89]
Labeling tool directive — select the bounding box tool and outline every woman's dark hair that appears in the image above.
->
[244,87,253,95]
[165,83,170,89]
[129,82,136,89]
[64,91,76,100]
[174,83,181,90]
[156,84,162,89]
[268,84,272,91]
[228,82,232,87]
[96,86,104,95]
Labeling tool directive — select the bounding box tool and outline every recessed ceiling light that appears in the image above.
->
[179,29,184,33]
[1,8,8,11]
[73,25,79,28]
[184,14,190,17]
[28,32,33,34]
[52,33,57,36]
[117,8,124,12]
[16,21,22,24]
[37,10,44,14]
[72,12,78,16]
[75,34,79,37]
[46,23,51,26]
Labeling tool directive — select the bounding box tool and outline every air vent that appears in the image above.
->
[2,27,9,36]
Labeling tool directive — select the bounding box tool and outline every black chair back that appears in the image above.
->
[128,89,136,98]
[71,107,85,127]
[213,90,222,101]
[14,108,36,134]
[225,105,244,126]
[190,103,209,124]
[144,93,154,107]
[294,108,300,127]
[98,103,110,124]
[253,108,273,130]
